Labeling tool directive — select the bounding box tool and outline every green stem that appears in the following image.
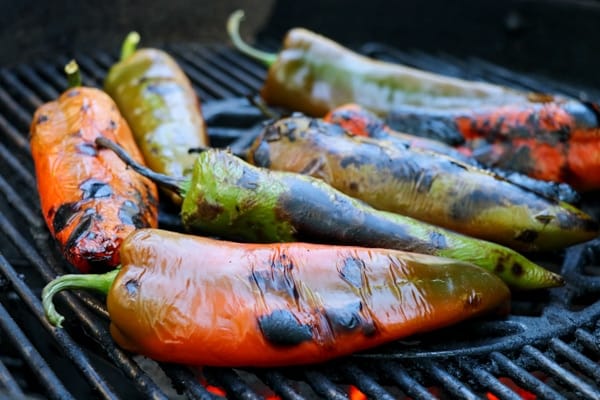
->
[64,60,82,88]
[227,10,277,67]
[94,137,188,196]
[120,31,141,61]
[42,269,120,328]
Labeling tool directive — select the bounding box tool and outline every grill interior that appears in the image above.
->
[1,40,600,400]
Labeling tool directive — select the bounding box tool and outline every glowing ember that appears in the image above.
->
[349,385,367,400]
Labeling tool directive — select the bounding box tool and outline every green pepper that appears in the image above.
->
[104,32,209,201]
[96,137,564,290]
[247,115,599,252]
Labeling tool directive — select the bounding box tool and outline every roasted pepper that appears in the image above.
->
[29,61,158,273]
[227,11,600,191]
[96,137,563,289]
[43,228,511,367]
[324,103,580,204]
[247,116,598,252]
[104,32,209,201]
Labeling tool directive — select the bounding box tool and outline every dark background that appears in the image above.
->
[1,0,598,88]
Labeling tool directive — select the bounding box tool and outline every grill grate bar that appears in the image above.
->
[260,371,305,400]
[420,360,479,400]
[0,299,74,400]
[0,86,34,129]
[491,352,566,400]
[460,358,522,400]
[209,46,269,82]
[379,361,436,400]
[72,54,107,88]
[0,136,34,187]
[522,345,600,399]
[160,364,222,400]
[189,46,264,93]
[302,370,349,400]
[0,359,24,398]
[35,61,70,94]
[203,368,263,400]
[340,365,396,400]
[16,65,61,102]
[90,51,116,70]
[169,48,240,99]
[0,70,43,110]
[0,173,42,228]
[550,337,600,383]
[575,328,600,355]
[170,55,229,101]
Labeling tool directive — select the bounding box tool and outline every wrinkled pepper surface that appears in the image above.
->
[97,137,563,289]
[104,32,209,201]
[324,103,579,204]
[43,228,511,367]
[248,116,598,252]
[29,61,158,273]
[227,11,600,191]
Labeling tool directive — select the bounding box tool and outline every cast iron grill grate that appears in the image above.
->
[0,41,600,399]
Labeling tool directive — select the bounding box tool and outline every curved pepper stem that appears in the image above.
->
[120,31,141,61]
[227,10,277,67]
[95,137,189,196]
[42,269,120,328]
[64,60,82,88]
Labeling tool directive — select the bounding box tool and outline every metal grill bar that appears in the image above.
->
[0,87,32,129]
[522,345,600,399]
[203,368,262,400]
[160,364,221,400]
[340,365,395,400]
[0,70,43,110]
[460,357,522,400]
[550,337,600,383]
[419,360,479,400]
[0,298,74,400]
[0,359,24,398]
[260,371,305,400]
[575,328,600,354]
[302,370,349,400]
[378,361,436,400]
[17,65,60,102]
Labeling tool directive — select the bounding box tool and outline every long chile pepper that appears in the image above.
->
[227,11,600,191]
[29,61,158,273]
[43,228,511,367]
[96,137,563,289]
[104,32,209,202]
[247,116,598,253]
[324,103,580,204]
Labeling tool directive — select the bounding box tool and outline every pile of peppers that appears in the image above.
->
[37,11,600,369]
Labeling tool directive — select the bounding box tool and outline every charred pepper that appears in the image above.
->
[324,103,580,204]
[227,11,600,191]
[247,115,598,252]
[29,61,158,273]
[43,228,511,367]
[104,32,209,201]
[96,137,563,289]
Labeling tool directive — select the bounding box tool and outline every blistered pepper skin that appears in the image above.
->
[106,229,510,367]
[30,87,159,272]
[247,116,598,253]
[104,48,209,186]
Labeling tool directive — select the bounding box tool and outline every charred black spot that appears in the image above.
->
[36,114,48,124]
[236,168,261,190]
[80,103,90,112]
[66,90,80,97]
[250,140,271,168]
[258,309,312,346]
[65,214,94,251]
[495,263,505,273]
[75,143,98,156]
[349,182,359,191]
[340,257,364,288]
[386,111,465,145]
[277,177,439,254]
[108,120,117,130]
[71,129,82,137]
[282,120,298,141]
[263,124,281,142]
[299,158,324,176]
[80,179,113,200]
[145,82,180,96]
[515,229,539,243]
[511,263,524,276]
[118,200,144,227]
[556,211,600,232]
[428,232,448,250]
[52,202,80,234]
[325,301,364,333]
[251,254,298,301]
[125,279,139,296]
[450,188,527,221]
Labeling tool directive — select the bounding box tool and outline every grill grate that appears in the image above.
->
[1,41,600,399]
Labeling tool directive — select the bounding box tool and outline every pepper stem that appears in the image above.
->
[227,10,277,67]
[95,137,188,196]
[42,269,120,328]
[64,60,82,88]
[120,31,141,61]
